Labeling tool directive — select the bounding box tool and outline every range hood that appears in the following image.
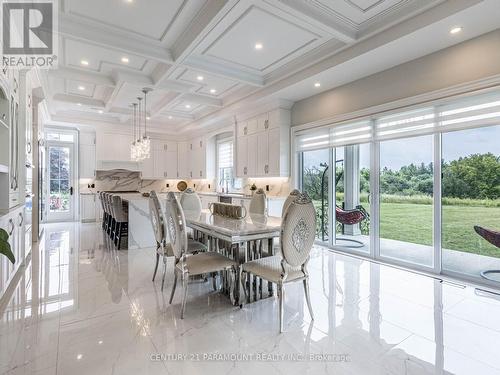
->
[96,160,141,172]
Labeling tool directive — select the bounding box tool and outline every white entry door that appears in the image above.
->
[46,141,76,222]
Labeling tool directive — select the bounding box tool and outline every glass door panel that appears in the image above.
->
[379,135,434,267]
[334,144,371,253]
[46,143,74,222]
[301,149,330,242]
[442,125,500,282]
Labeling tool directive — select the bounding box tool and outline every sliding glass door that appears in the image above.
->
[379,135,434,267]
[441,125,500,281]
[297,89,500,285]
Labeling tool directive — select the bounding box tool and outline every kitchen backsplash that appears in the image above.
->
[80,170,290,197]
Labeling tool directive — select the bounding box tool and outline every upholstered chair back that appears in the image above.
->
[106,193,113,215]
[249,188,266,215]
[280,193,316,267]
[99,192,106,211]
[148,191,166,245]
[164,192,188,259]
[180,188,202,213]
[111,195,128,222]
[282,189,301,217]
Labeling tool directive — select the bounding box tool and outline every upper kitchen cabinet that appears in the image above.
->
[79,132,96,179]
[188,137,215,180]
[236,108,290,178]
[177,142,189,179]
[96,132,132,162]
[141,140,178,179]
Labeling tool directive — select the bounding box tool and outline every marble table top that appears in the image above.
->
[184,209,281,242]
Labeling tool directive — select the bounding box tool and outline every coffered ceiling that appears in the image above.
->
[45,0,500,135]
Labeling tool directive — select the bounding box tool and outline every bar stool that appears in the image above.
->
[111,195,128,249]
[99,192,107,230]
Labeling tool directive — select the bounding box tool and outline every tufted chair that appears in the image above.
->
[165,192,238,318]
[148,191,207,291]
[111,195,128,249]
[282,189,301,217]
[241,193,316,333]
[249,188,266,215]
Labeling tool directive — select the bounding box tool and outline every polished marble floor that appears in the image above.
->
[2,222,500,374]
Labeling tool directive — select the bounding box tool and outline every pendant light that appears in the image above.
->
[141,87,152,160]
[130,103,138,161]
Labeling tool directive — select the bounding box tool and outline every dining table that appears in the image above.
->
[183,209,282,306]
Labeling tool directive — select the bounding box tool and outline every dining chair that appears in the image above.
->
[282,189,301,217]
[111,195,128,249]
[165,192,238,318]
[180,188,202,212]
[148,191,207,291]
[241,193,316,333]
[249,188,266,215]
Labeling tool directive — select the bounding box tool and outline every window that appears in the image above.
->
[217,140,234,190]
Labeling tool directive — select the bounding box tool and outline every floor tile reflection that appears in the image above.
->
[1,222,500,374]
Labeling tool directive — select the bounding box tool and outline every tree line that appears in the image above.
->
[303,153,500,201]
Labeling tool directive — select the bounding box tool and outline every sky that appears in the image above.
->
[302,125,500,171]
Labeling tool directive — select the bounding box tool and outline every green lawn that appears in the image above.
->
[314,200,500,258]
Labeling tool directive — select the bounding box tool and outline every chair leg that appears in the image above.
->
[169,267,178,303]
[161,255,167,291]
[180,273,189,319]
[303,278,314,321]
[278,283,284,333]
[152,251,160,281]
[240,270,248,306]
[212,272,217,291]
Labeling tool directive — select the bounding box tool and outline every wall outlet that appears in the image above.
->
[266,185,270,192]
[166,183,170,188]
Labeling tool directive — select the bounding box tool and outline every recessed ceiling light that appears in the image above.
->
[121,57,129,63]
[146,116,151,120]
[185,104,191,109]
[450,26,463,34]
[197,75,204,81]
[125,0,133,3]
[78,85,85,91]
[254,43,263,50]
[80,60,89,66]
[98,340,103,345]
[168,116,173,119]
[98,110,103,114]
[77,354,83,360]
[314,82,321,88]
[210,89,217,94]
[77,103,82,106]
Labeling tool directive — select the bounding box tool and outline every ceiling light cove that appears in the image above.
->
[80,60,89,66]
[450,26,463,34]
[121,57,129,63]
[197,75,204,81]
[314,82,321,88]
[254,43,263,50]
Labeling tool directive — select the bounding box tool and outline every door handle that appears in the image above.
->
[70,186,74,195]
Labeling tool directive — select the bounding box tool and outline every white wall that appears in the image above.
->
[291,29,500,127]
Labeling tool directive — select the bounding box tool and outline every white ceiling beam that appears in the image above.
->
[180,93,223,108]
[53,93,105,108]
[59,14,173,63]
[49,67,115,87]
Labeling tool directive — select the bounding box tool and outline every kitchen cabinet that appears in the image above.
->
[96,133,132,162]
[155,141,178,179]
[0,206,25,300]
[236,108,290,178]
[80,194,96,222]
[177,142,189,179]
[188,137,215,180]
[79,132,96,178]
